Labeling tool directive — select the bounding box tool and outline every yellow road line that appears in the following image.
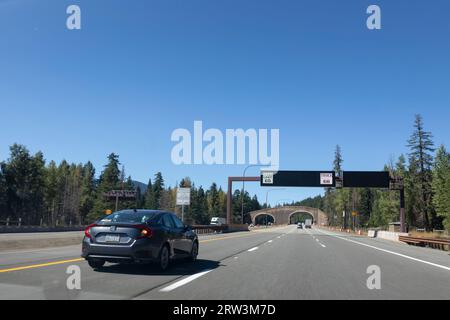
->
[0,229,284,273]
[0,258,83,273]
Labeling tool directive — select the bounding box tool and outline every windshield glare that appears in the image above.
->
[100,211,157,224]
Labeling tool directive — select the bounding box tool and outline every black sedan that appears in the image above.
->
[81,209,199,271]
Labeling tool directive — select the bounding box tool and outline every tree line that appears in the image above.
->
[297,115,450,232]
[0,149,261,226]
[1,114,448,230]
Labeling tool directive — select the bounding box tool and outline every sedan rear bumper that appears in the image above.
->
[81,237,161,263]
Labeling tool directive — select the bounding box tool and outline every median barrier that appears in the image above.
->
[367,230,377,238]
[0,226,86,234]
[376,231,409,242]
[227,224,250,232]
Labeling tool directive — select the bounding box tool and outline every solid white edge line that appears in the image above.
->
[248,247,259,252]
[315,228,450,272]
[160,269,213,292]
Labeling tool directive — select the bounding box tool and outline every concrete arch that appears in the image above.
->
[253,213,276,225]
[288,211,315,224]
[249,206,328,226]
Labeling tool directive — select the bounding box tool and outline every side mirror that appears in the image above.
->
[184,225,192,231]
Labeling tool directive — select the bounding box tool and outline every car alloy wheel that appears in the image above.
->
[159,245,169,271]
[190,242,198,262]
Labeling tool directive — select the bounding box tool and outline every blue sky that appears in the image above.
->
[1,0,449,205]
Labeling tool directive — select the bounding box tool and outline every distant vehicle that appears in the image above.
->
[304,219,313,229]
[210,217,226,226]
[82,210,199,271]
[297,222,303,229]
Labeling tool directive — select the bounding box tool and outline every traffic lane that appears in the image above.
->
[0,231,83,241]
[0,228,290,299]
[141,225,450,300]
[137,226,345,300]
[0,245,82,268]
[0,230,266,269]
[308,227,450,299]
[314,228,450,270]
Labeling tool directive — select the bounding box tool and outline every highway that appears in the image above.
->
[0,225,449,300]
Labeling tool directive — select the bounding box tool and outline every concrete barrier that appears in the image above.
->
[376,231,409,242]
[0,226,85,234]
[227,224,250,232]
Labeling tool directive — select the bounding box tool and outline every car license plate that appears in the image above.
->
[105,234,120,242]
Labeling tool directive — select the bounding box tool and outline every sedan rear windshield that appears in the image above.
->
[100,211,158,224]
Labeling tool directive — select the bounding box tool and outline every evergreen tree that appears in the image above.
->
[144,178,156,209]
[432,145,450,230]
[0,162,6,217]
[357,188,373,226]
[28,151,46,225]
[79,162,96,224]
[135,185,144,208]
[152,172,165,209]
[191,186,208,224]
[407,114,435,229]
[207,183,222,218]
[44,160,59,226]
[333,145,343,173]
[3,144,33,222]
[88,153,121,222]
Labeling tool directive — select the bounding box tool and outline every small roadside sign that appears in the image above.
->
[262,172,274,185]
[176,188,191,206]
[320,173,333,185]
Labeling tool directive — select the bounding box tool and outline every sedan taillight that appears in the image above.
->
[136,225,153,239]
[84,223,97,239]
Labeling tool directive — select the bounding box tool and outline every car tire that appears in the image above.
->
[88,259,105,269]
[189,241,198,262]
[158,244,170,271]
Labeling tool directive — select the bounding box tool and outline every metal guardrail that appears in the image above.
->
[399,235,450,251]
[191,225,228,235]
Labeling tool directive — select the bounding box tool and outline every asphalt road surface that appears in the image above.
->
[0,226,449,300]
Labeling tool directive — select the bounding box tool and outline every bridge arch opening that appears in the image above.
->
[254,213,275,226]
[289,212,314,225]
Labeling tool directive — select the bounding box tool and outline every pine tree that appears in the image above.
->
[0,162,6,218]
[407,114,435,230]
[333,145,343,173]
[144,178,156,209]
[358,188,373,226]
[88,153,121,222]
[191,186,208,224]
[135,185,144,208]
[432,145,450,230]
[79,162,96,224]
[207,183,221,218]
[152,172,165,209]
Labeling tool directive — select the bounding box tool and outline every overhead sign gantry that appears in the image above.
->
[226,170,404,232]
[260,170,391,189]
